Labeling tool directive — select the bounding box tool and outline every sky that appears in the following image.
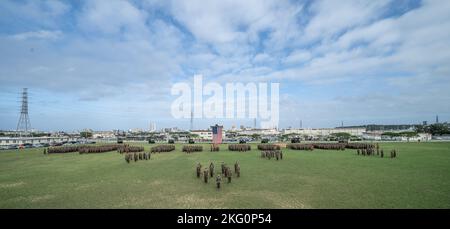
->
[0,0,450,131]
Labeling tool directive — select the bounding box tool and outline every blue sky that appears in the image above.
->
[1,0,449,131]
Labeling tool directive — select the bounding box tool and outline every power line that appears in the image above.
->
[190,111,194,131]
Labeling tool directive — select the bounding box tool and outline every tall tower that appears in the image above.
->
[436,115,439,123]
[254,118,257,129]
[16,88,31,137]
[190,111,194,130]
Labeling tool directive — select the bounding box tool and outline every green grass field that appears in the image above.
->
[1,142,449,209]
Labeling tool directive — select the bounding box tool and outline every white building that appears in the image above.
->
[190,129,225,140]
[190,130,212,140]
[282,128,366,137]
[363,132,432,141]
[432,134,450,140]
[92,131,115,139]
[149,122,157,132]
[0,136,80,146]
[237,128,280,136]
[362,132,382,140]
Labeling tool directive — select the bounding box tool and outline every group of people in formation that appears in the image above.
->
[196,162,240,189]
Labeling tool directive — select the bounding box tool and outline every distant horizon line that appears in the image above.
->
[2,121,448,133]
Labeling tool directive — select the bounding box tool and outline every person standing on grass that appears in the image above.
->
[196,163,202,178]
[203,170,208,183]
[221,162,225,175]
[209,162,214,178]
[216,175,222,189]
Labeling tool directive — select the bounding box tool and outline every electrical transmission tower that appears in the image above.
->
[16,88,31,137]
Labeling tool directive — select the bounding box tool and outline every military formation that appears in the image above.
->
[287,143,314,151]
[46,144,125,154]
[46,146,80,154]
[287,143,377,151]
[78,144,124,154]
[313,143,346,150]
[150,144,175,153]
[196,161,241,189]
[356,144,398,159]
[124,152,151,163]
[182,145,203,153]
[210,144,220,152]
[257,144,281,150]
[260,150,283,160]
[117,145,145,154]
[346,143,376,149]
[228,144,251,152]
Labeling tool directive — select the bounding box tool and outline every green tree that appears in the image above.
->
[80,132,93,138]
[421,124,450,135]
[331,132,351,140]
[400,131,419,138]
[415,125,425,133]
[251,134,261,140]
[189,133,199,138]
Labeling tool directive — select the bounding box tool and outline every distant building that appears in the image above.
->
[149,122,157,132]
[190,127,225,141]
[282,127,365,137]
[190,129,213,140]
[92,131,115,139]
[238,128,280,136]
[362,132,432,141]
[432,134,450,140]
[0,136,81,146]
[162,127,180,133]
[129,128,143,133]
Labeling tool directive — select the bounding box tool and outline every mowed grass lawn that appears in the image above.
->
[0,142,449,208]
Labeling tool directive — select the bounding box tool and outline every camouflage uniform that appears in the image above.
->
[216,175,222,189]
[196,163,202,178]
[209,163,214,178]
[203,170,208,183]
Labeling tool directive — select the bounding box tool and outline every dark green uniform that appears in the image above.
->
[216,175,222,189]
[203,170,208,183]
[209,163,214,177]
